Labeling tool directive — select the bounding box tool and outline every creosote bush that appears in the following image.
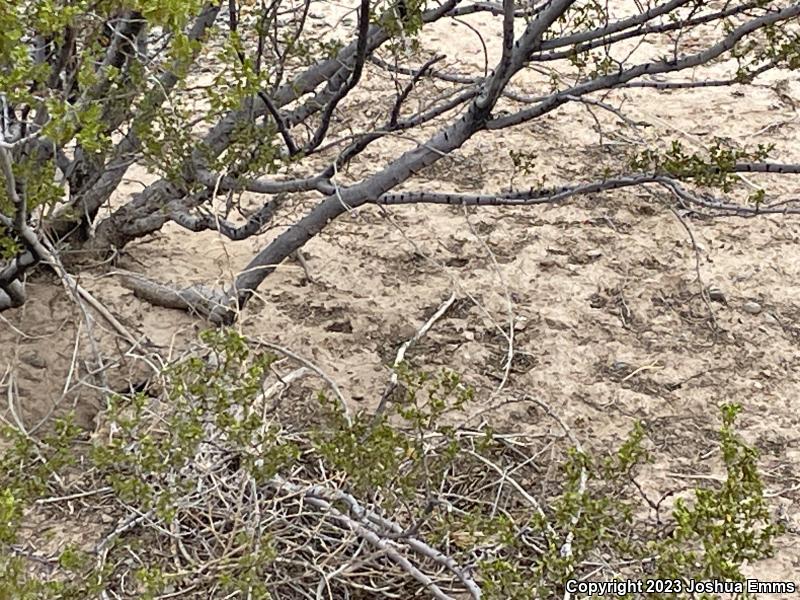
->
[0,330,783,599]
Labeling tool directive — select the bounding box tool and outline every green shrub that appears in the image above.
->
[0,331,783,598]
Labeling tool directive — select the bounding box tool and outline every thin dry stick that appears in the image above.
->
[95,510,153,553]
[303,483,482,599]
[526,396,587,600]
[5,372,27,435]
[464,448,552,526]
[261,367,311,401]
[61,320,83,397]
[667,202,718,329]
[621,360,663,382]
[373,291,457,421]
[35,487,113,505]
[242,335,351,426]
[749,114,797,137]
[1,147,115,387]
[461,206,515,395]
[375,204,516,373]
[74,283,141,348]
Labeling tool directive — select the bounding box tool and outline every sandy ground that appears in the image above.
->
[2,1,799,592]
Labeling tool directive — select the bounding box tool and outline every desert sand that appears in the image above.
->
[1,0,799,590]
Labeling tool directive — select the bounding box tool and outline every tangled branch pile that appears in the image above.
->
[1,331,782,599]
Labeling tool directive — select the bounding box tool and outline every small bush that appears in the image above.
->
[0,331,782,598]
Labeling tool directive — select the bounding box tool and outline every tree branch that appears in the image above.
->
[488,3,800,130]
[90,1,461,251]
[300,0,372,154]
[169,194,285,241]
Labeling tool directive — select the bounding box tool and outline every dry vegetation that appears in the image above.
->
[1,0,800,598]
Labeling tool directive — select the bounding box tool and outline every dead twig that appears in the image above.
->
[373,291,457,422]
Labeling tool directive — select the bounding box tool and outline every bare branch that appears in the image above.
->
[488,3,800,130]
[300,0,372,154]
[170,195,285,241]
[195,169,334,195]
[376,175,665,206]
[475,0,516,110]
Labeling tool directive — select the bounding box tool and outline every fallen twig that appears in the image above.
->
[373,291,457,421]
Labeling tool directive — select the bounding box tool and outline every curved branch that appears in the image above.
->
[194,170,335,195]
[170,195,285,240]
[488,3,800,130]
[661,180,800,217]
[300,0,372,154]
[51,2,223,240]
[375,175,664,206]
[90,1,461,252]
[118,271,226,317]
[270,475,482,600]
[376,162,800,208]
[532,0,760,61]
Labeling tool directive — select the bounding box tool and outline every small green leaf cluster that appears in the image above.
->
[462,410,779,600]
[206,34,263,115]
[547,0,608,41]
[91,329,295,521]
[733,22,800,73]
[562,2,618,81]
[0,415,103,599]
[375,0,427,39]
[314,363,469,502]
[509,148,538,175]
[0,416,82,539]
[629,139,773,192]
[650,403,782,599]
[508,148,548,189]
[137,0,206,32]
[478,427,647,599]
[134,102,197,181]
